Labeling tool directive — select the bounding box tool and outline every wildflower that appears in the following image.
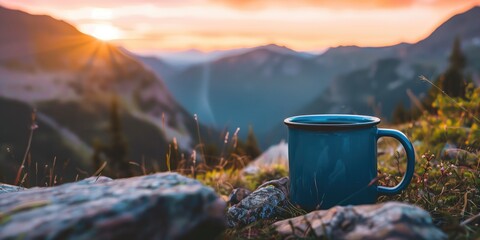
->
[173,137,178,150]
[191,150,197,165]
[224,132,229,144]
[232,127,240,148]
[162,112,165,129]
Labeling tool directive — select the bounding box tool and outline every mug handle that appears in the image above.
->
[376,128,415,195]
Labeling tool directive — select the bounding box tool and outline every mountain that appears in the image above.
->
[138,6,480,148]
[164,44,332,141]
[261,6,480,142]
[143,44,316,69]
[303,6,480,115]
[148,48,247,68]
[407,6,480,60]
[0,6,216,184]
[147,43,410,146]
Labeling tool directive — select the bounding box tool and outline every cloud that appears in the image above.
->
[211,0,416,10]
[211,0,480,10]
[0,0,194,11]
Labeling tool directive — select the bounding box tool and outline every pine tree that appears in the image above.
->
[424,37,469,110]
[107,96,132,178]
[91,95,133,178]
[439,37,467,98]
[392,103,408,124]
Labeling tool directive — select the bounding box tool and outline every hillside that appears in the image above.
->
[0,6,217,184]
[302,6,480,117]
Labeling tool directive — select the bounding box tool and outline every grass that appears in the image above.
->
[2,81,480,239]
[205,80,480,239]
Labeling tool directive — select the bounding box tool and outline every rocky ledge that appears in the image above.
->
[0,173,226,240]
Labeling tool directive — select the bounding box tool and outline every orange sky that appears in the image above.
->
[1,0,480,53]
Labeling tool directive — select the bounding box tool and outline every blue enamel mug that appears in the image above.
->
[284,114,415,210]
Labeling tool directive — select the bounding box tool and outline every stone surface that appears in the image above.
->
[273,201,447,240]
[0,183,25,194]
[257,177,289,196]
[0,172,226,240]
[226,177,290,228]
[227,188,252,206]
[243,141,288,174]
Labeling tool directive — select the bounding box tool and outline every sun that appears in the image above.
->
[79,23,121,41]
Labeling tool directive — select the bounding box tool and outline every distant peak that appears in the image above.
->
[470,5,480,10]
[459,5,480,16]
[248,43,299,56]
[263,43,288,48]
[261,43,294,51]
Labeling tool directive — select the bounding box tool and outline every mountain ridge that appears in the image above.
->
[139,5,480,147]
[0,5,218,183]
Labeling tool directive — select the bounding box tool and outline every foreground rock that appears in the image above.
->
[227,188,252,206]
[274,201,447,240]
[0,173,226,240]
[243,141,288,174]
[0,183,25,194]
[226,177,291,227]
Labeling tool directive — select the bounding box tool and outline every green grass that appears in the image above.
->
[201,86,480,239]
[3,84,479,239]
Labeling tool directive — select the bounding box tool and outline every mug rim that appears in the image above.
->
[284,114,381,131]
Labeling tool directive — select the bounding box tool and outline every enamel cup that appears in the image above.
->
[284,114,415,210]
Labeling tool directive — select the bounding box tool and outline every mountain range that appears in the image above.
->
[0,6,217,183]
[1,5,479,183]
[140,6,480,147]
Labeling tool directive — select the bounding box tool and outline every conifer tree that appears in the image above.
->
[107,96,132,178]
[392,103,408,124]
[91,95,133,178]
[438,37,467,98]
[424,37,469,110]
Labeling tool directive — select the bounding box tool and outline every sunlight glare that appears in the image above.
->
[79,23,121,41]
[90,8,113,20]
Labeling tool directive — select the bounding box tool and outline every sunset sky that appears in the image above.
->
[1,0,480,54]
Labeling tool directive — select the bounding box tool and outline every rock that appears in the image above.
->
[273,201,447,240]
[441,143,478,166]
[75,176,113,184]
[243,140,288,174]
[0,172,226,240]
[226,177,290,228]
[257,177,289,196]
[0,183,25,194]
[228,188,252,206]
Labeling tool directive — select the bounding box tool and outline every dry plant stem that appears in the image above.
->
[93,161,107,176]
[49,157,57,186]
[194,114,206,164]
[420,75,480,124]
[460,212,480,226]
[141,158,146,175]
[14,111,37,186]
[166,144,171,171]
[461,191,469,216]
